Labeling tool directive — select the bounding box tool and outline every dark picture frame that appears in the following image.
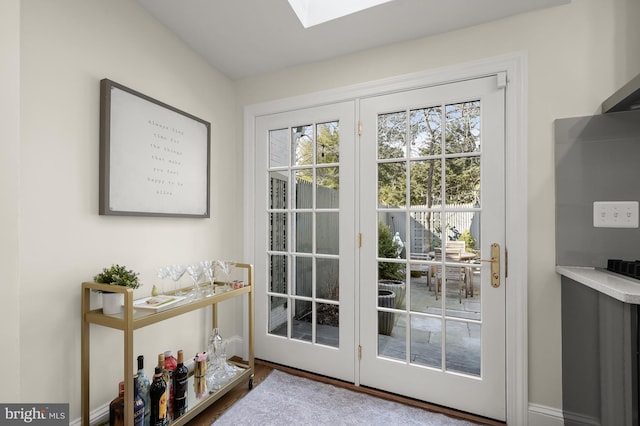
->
[99,79,210,217]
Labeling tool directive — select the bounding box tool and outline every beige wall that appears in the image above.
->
[236,0,640,411]
[14,0,242,419]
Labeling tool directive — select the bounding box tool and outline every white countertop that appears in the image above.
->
[557,265,640,304]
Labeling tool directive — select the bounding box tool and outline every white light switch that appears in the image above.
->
[593,201,639,228]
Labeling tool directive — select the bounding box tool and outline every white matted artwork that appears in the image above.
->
[99,79,210,217]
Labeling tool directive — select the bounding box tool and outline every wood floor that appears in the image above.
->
[188,359,505,426]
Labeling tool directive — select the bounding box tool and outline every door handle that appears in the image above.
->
[479,243,500,288]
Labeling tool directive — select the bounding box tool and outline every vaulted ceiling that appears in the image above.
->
[136,0,570,80]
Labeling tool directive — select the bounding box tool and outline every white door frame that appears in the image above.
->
[244,53,528,425]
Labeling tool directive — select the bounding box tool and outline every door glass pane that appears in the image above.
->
[443,211,481,318]
[445,157,480,205]
[378,309,406,361]
[269,128,289,168]
[378,278,406,310]
[445,101,481,154]
[316,212,338,255]
[268,296,288,337]
[410,315,442,368]
[295,212,312,253]
[317,121,339,164]
[317,166,339,208]
[269,254,287,294]
[409,211,441,258]
[269,213,287,251]
[294,169,313,209]
[377,111,406,159]
[293,125,313,166]
[316,302,339,347]
[291,299,312,342]
[410,106,442,158]
[269,171,288,209]
[378,220,406,261]
[293,256,312,297]
[409,159,442,208]
[378,162,406,207]
[317,257,339,301]
[446,320,481,376]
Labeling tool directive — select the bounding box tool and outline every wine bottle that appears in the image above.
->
[133,375,145,426]
[173,350,189,418]
[136,356,151,426]
[109,381,125,426]
[149,366,168,426]
[163,351,177,419]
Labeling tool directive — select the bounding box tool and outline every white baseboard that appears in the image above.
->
[528,403,564,426]
[69,402,108,426]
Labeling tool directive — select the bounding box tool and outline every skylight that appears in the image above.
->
[288,0,393,28]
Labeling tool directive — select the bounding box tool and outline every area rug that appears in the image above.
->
[213,370,479,425]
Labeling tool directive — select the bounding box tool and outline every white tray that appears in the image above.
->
[133,295,186,312]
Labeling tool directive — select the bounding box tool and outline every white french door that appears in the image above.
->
[253,102,357,381]
[251,74,507,421]
[359,75,506,420]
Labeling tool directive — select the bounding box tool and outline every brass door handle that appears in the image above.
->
[479,243,500,288]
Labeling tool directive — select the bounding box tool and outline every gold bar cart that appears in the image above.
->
[81,262,254,425]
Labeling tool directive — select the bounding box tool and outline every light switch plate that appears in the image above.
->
[593,201,639,228]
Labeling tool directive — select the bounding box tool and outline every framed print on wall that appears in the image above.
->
[99,78,211,218]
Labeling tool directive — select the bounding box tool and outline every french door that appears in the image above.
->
[359,75,506,420]
[253,102,357,381]
[252,75,506,420]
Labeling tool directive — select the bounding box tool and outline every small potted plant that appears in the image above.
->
[94,264,141,314]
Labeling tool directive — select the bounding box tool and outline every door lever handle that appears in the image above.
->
[479,243,500,288]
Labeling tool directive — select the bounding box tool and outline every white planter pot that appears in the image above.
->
[102,292,124,315]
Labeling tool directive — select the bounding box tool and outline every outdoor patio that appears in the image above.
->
[378,269,481,376]
[282,266,482,377]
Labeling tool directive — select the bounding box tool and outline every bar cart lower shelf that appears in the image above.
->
[81,262,254,425]
[164,363,254,424]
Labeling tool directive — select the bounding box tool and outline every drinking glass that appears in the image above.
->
[215,260,234,292]
[169,264,186,296]
[186,263,204,300]
[157,266,170,295]
[201,260,215,297]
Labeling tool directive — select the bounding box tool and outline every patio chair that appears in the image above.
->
[446,240,466,252]
[433,247,466,303]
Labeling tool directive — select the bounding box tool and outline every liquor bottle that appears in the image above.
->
[149,366,168,426]
[173,350,189,418]
[154,354,168,425]
[207,328,224,365]
[157,353,167,388]
[194,352,208,399]
[163,351,177,419]
[136,356,151,426]
[133,375,145,426]
[109,381,125,426]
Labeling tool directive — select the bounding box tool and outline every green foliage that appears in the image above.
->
[94,264,141,289]
[293,123,341,191]
[378,222,404,280]
[460,230,477,253]
[377,162,406,207]
[377,102,480,208]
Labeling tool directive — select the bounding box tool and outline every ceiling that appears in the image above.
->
[135,0,570,81]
